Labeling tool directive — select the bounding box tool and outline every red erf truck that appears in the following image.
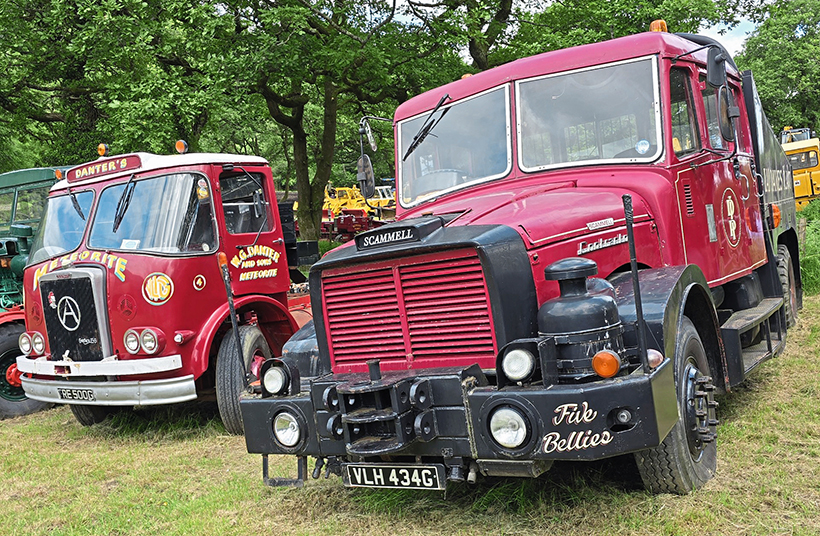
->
[240,24,800,494]
[15,145,314,434]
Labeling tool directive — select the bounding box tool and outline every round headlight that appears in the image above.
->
[31,332,45,355]
[502,348,535,381]
[18,333,32,355]
[273,411,301,447]
[489,406,528,449]
[262,365,288,395]
[124,330,140,354]
[140,329,158,354]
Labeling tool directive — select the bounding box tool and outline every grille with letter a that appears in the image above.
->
[40,276,105,362]
[322,249,497,372]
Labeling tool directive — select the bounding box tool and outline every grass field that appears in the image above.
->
[2,300,820,536]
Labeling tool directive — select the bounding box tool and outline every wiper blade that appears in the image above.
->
[67,186,85,221]
[112,174,136,233]
[402,93,450,161]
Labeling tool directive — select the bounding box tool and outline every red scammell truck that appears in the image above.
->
[240,24,799,493]
[15,145,312,433]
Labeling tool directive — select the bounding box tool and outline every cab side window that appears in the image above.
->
[220,173,270,235]
[701,77,725,149]
[670,69,700,156]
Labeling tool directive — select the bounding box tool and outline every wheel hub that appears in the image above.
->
[683,364,719,459]
[5,362,22,388]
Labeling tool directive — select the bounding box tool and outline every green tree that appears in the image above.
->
[735,0,820,132]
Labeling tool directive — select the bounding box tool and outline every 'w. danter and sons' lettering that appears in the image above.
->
[541,401,613,454]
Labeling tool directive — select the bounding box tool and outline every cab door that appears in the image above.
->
[215,165,289,297]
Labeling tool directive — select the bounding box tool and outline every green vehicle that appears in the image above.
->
[0,167,64,419]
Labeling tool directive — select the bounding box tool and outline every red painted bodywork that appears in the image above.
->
[322,31,768,373]
[21,153,303,386]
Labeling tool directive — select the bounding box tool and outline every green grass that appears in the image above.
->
[4,300,820,535]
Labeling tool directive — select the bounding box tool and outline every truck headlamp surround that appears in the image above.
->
[140,329,159,354]
[273,410,302,448]
[489,405,530,449]
[124,329,141,354]
[31,332,45,356]
[18,333,32,356]
[501,348,536,382]
[259,358,300,398]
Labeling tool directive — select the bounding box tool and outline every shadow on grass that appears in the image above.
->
[347,455,646,515]
[79,400,227,442]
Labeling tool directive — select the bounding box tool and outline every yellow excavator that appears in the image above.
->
[781,126,820,210]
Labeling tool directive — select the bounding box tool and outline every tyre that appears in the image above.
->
[634,316,718,494]
[216,324,272,435]
[777,244,798,328]
[0,323,51,419]
[70,404,122,426]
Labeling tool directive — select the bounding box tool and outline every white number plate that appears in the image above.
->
[344,463,445,490]
[57,388,97,402]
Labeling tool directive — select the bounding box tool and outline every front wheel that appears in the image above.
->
[70,404,123,426]
[634,316,718,494]
[216,325,272,435]
[0,323,51,419]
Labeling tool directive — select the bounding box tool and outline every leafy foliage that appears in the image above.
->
[736,0,820,133]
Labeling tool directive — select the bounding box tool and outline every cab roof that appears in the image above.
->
[53,152,269,191]
[395,31,737,122]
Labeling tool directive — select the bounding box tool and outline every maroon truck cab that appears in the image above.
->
[16,150,310,433]
[241,28,799,493]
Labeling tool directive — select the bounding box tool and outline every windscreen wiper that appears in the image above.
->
[66,186,86,221]
[112,174,136,233]
[402,93,450,161]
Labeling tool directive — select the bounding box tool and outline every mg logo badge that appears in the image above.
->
[57,297,82,332]
[142,272,174,306]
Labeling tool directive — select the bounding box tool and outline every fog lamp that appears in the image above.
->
[262,365,289,396]
[273,412,301,447]
[124,330,140,354]
[501,348,535,381]
[489,406,528,449]
[140,329,158,354]
[31,332,45,355]
[647,348,664,368]
[18,333,32,355]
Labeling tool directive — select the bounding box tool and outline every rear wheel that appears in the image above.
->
[0,323,51,419]
[634,316,718,494]
[777,244,798,328]
[216,325,272,435]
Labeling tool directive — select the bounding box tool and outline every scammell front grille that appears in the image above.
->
[322,250,497,370]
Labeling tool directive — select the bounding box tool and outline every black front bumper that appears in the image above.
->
[241,358,677,464]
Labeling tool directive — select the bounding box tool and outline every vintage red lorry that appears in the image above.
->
[240,24,799,494]
[14,145,314,433]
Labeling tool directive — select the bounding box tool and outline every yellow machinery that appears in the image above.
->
[781,127,820,210]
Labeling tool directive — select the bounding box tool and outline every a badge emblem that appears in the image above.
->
[193,275,206,291]
[117,294,136,319]
[142,272,174,306]
[722,188,741,248]
[57,297,82,332]
[48,291,57,309]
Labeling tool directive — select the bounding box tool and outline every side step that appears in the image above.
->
[720,297,786,386]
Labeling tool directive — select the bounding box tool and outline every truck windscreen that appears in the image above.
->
[517,56,661,171]
[88,173,217,255]
[28,191,95,265]
[398,86,511,207]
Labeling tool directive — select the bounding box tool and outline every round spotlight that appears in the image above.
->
[18,333,32,356]
[489,406,528,449]
[31,332,45,356]
[140,329,158,354]
[273,412,301,447]
[124,330,141,354]
[501,348,535,381]
[647,348,664,368]
[262,365,288,396]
